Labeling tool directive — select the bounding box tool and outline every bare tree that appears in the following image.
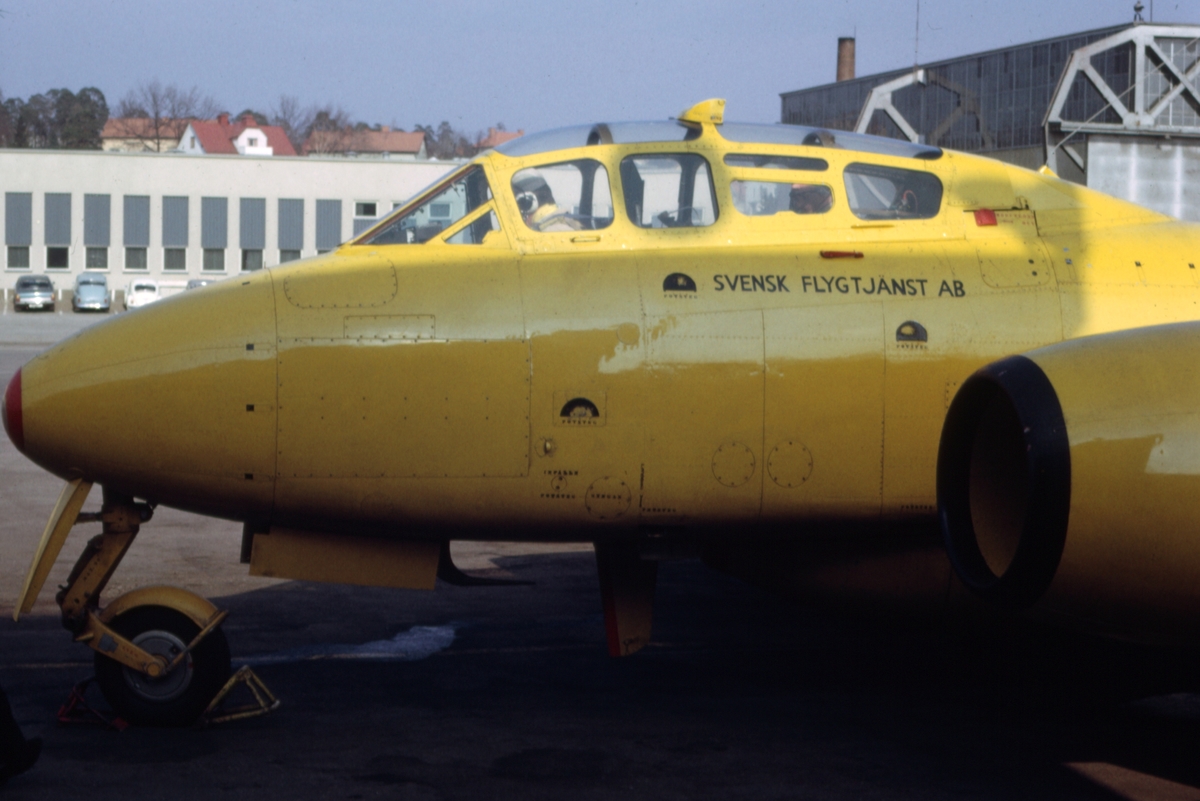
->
[270,96,360,154]
[270,94,315,154]
[301,104,354,155]
[112,80,222,151]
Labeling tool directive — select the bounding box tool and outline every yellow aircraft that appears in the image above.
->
[5,98,1200,725]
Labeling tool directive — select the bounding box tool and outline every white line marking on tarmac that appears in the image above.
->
[241,624,457,665]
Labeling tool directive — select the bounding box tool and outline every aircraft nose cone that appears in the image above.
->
[12,274,279,519]
[2,367,22,453]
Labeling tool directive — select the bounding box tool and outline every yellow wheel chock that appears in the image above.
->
[201,665,281,725]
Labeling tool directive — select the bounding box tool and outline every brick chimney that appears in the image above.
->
[218,112,230,126]
[837,37,856,82]
[241,114,257,127]
[381,125,390,133]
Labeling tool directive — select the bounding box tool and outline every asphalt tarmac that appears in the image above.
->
[2,309,1200,800]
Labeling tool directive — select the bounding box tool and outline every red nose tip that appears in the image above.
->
[3,368,23,453]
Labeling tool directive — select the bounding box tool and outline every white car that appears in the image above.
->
[124,280,160,310]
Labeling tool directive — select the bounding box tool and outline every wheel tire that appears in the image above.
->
[94,605,231,727]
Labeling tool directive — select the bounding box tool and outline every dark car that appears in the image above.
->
[13,275,55,312]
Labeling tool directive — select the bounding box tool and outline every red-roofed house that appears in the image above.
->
[476,128,523,150]
[302,126,427,159]
[101,118,190,152]
[178,113,297,157]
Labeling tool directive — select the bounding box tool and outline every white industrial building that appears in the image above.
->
[1,149,460,302]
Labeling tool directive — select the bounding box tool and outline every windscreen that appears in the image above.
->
[361,166,493,245]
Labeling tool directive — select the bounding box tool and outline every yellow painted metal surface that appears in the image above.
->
[9,100,1200,623]
[18,273,278,521]
[1025,323,1200,642]
[249,527,439,590]
[15,478,92,619]
[97,585,219,627]
[277,339,530,480]
[677,98,726,125]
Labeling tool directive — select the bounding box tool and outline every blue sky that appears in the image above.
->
[0,0,1192,135]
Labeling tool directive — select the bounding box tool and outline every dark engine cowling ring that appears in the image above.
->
[937,355,1072,610]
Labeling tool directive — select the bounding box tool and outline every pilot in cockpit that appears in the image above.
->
[789,183,833,215]
[513,172,583,232]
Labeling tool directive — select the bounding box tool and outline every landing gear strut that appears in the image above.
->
[15,480,234,727]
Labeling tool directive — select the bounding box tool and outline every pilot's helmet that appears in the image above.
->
[789,183,830,211]
[802,129,837,148]
[513,172,555,213]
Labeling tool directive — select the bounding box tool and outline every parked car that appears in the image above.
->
[72,273,111,313]
[13,275,55,312]
[124,280,160,310]
[185,279,213,290]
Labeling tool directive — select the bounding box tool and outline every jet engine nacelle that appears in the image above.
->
[938,321,1200,644]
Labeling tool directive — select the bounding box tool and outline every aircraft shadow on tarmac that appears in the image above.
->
[3,552,1200,799]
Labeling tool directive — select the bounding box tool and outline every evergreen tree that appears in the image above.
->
[0,87,108,149]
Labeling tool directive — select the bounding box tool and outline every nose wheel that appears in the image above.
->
[94,606,231,727]
[15,482,244,727]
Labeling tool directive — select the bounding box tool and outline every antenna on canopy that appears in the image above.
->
[913,0,921,75]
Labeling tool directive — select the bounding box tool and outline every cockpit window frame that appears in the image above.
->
[723,153,829,171]
[842,162,945,221]
[433,201,503,246]
[619,152,720,230]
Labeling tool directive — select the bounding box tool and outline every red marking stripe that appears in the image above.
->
[596,550,622,657]
[3,368,23,453]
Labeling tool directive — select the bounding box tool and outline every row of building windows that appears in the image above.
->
[3,192,373,271]
[3,245,297,272]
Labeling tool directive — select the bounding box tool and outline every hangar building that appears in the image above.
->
[781,23,1200,221]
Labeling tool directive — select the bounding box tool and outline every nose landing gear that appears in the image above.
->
[15,480,238,727]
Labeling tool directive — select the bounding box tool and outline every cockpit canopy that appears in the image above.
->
[494,120,942,161]
[355,113,947,248]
